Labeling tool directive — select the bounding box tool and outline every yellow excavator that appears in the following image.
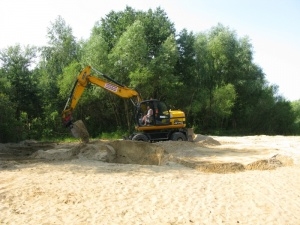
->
[62,66,194,143]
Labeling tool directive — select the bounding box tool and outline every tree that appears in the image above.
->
[291,100,300,133]
[81,34,109,72]
[39,16,79,107]
[211,83,237,128]
[0,45,40,119]
[0,93,21,142]
[109,20,148,84]
[95,6,137,51]
[174,29,196,113]
[147,33,179,100]
[0,45,42,141]
[37,16,80,137]
[139,7,176,59]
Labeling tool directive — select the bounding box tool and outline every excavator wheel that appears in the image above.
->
[171,132,186,141]
[70,120,89,143]
[132,133,149,142]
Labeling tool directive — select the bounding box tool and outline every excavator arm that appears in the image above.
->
[62,65,142,129]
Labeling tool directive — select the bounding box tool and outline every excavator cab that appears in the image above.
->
[136,100,171,127]
[131,99,194,141]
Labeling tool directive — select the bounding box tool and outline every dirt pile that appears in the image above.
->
[193,134,221,145]
[32,140,165,166]
[2,135,296,173]
[32,147,80,160]
[170,157,246,173]
[170,154,293,173]
[245,154,294,170]
[108,140,165,165]
[30,138,295,173]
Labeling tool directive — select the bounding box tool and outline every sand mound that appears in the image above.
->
[32,147,80,160]
[171,154,294,173]
[195,162,245,173]
[108,140,165,165]
[32,140,165,166]
[193,134,221,145]
[246,159,280,170]
[155,141,198,154]
[77,143,110,161]
[273,154,294,166]
[170,157,245,173]
[245,154,294,170]
[31,142,109,161]
[29,138,295,173]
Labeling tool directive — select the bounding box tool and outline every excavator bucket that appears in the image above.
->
[70,120,89,143]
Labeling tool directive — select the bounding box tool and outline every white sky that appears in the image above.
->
[1,0,300,101]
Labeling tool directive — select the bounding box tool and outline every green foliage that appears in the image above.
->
[96,6,137,50]
[291,100,300,133]
[149,34,179,99]
[39,16,79,106]
[108,20,148,83]
[81,34,109,71]
[57,62,82,99]
[99,128,126,140]
[129,67,153,94]
[212,83,236,118]
[0,45,42,120]
[0,71,11,93]
[0,93,21,142]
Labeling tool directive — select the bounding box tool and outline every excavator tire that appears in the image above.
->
[71,120,89,143]
[171,132,186,141]
[132,133,149,142]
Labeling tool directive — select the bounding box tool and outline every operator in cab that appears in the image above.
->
[142,105,153,125]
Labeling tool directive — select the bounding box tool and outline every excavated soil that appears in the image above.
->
[0,135,297,173]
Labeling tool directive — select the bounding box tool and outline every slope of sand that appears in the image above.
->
[1,135,300,224]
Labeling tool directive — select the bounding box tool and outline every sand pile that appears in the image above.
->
[32,147,80,160]
[193,134,221,145]
[246,154,294,170]
[30,137,294,174]
[108,140,165,165]
[169,156,245,173]
[170,154,293,173]
[32,140,165,166]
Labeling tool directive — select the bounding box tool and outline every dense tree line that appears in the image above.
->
[0,7,298,143]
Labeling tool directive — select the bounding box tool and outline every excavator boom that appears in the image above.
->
[62,66,142,118]
[62,66,142,142]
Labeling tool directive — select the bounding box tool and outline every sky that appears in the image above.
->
[1,0,300,101]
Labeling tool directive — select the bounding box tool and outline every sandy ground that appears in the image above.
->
[1,135,300,225]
